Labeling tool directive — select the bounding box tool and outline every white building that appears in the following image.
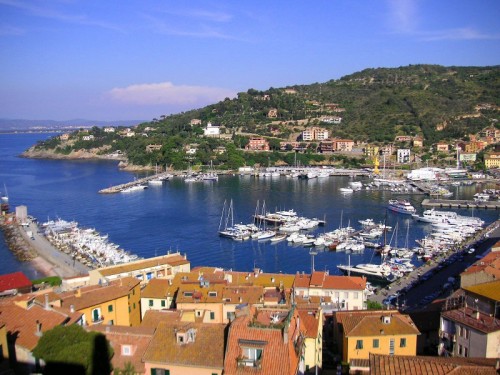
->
[203,122,220,137]
[397,149,411,164]
[294,271,367,312]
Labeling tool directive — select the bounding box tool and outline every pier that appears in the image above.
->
[98,172,176,194]
[421,198,500,210]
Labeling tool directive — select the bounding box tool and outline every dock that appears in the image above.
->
[98,172,176,194]
[421,198,500,210]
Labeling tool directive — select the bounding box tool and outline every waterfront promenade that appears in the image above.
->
[17,220,89,278]
[369,219,500,311]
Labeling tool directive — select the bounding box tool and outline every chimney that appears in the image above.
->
[44,294,50,310]
[35,320,42,337]
[75,288,82,298]
[70,304,75,313]
[476,310,480,320]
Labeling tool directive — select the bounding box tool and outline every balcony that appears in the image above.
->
[91,316,105,325]
[237,357,262,369]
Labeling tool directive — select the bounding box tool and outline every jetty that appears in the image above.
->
[421,198,500,210]
[99,172,175,194]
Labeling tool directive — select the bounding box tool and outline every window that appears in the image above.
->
[464,328,469,339]
[208,291,217,297]
[463,347,468,357]
[373,339,379,348]
[241,347,263,367]
[354,292,359,299]
[184,291,193,297]
[389,339,395,355]
[344,292,349,299]
[210,311,215,320]
[355,340,363,349]
[149,299,154,307]
[400,338,406,348]
[108,304,113,312]
[133,303,136,309]
[161,300,166,307]
[150,369,170,375]
[121,345,132,356]
[335,292,340,299]
[91,308,101,323]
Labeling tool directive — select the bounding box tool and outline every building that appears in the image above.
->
[465,140,487,153]
[245,137,270,151]
[103,127,115,133]
[88,252,191,286]
[82,135,94,141]
[143,321,226,375]
[320,116,342,124]
[302,127,329,141]
[224,305,306,374]
[460,252,500,288]
[203,122,220,137]
[140,278,179,318]
[334,310,420,363]
[439,281,500,358]
[0,272,32,295]
[412,137,423,148]
[190,119,202,126]
[59,133,70,141]
[435,143,449,152]
[484,152,500,169]
[319,140,334,153]
[59,277,142,327]
[394,135,412,142]
[0,294,83,373]
[293,272,367,312]
[87,325,155,374]
[368,353,499,375]
[397,149,411,164]
[145,144,162,153]
[267,108,278,118]
[333,138,354,152]
[297,308,323,373]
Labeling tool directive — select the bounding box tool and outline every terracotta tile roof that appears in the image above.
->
[0,296,82,350]
[336,310,420,337]
[223,306,303,375]
[369,353,499,375]
[294,272,366,290]
[140,278,178,299]
[141,310,183,329]
[297,309,320,338]
[0,272,32,292]
[295,295,330,309]
[441,306,500,333]
[293,273,310,288]
[461,252,500,277]
[175,283,226,304]
[87,325,154,373]
[227,271,295,289]
[462,280,500,300]
[97,253,189,277]
[142,321,226,370]
[60,277,140,310]
[222,286,263,305]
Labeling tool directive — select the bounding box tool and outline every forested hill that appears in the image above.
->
[151,64,499,144]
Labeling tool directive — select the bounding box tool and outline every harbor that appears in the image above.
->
[422,198,500,209]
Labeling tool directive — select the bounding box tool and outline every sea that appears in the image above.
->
[0,133,498,279]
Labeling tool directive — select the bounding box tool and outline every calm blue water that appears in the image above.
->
[1,133,498,278]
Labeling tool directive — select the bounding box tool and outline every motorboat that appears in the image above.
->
[387,199,416,215]
[339,187,354,194]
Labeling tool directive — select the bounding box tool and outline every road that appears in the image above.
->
[369,219,499,311]
[19,219,90,278]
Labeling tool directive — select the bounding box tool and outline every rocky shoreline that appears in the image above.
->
[0,215,37,262]
[21,147,154,172]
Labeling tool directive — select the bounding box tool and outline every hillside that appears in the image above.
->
[25,65,500,170]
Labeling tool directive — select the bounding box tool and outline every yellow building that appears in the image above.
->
[484,152,500,169]
[335,310,420,363]
[60,277,142,327]
[0,323,8,362]
[298,308,323,373]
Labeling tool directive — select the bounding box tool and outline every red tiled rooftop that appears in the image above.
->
[369,353,499,375]
[0,271,32,292]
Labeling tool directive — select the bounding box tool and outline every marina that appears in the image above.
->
[1,133,499,280]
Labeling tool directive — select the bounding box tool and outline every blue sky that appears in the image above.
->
[1,0,499,122]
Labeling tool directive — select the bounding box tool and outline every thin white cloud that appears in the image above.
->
[0,24,24,35]
[106,81,236,106]
[419,27,500,41]
[158,8,233,23]
[386,0,418,33]
[0,0,123,32]
[141,13,243,41]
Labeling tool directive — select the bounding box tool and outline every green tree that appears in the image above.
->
[114,361,136,375]
[32,325,113,375]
